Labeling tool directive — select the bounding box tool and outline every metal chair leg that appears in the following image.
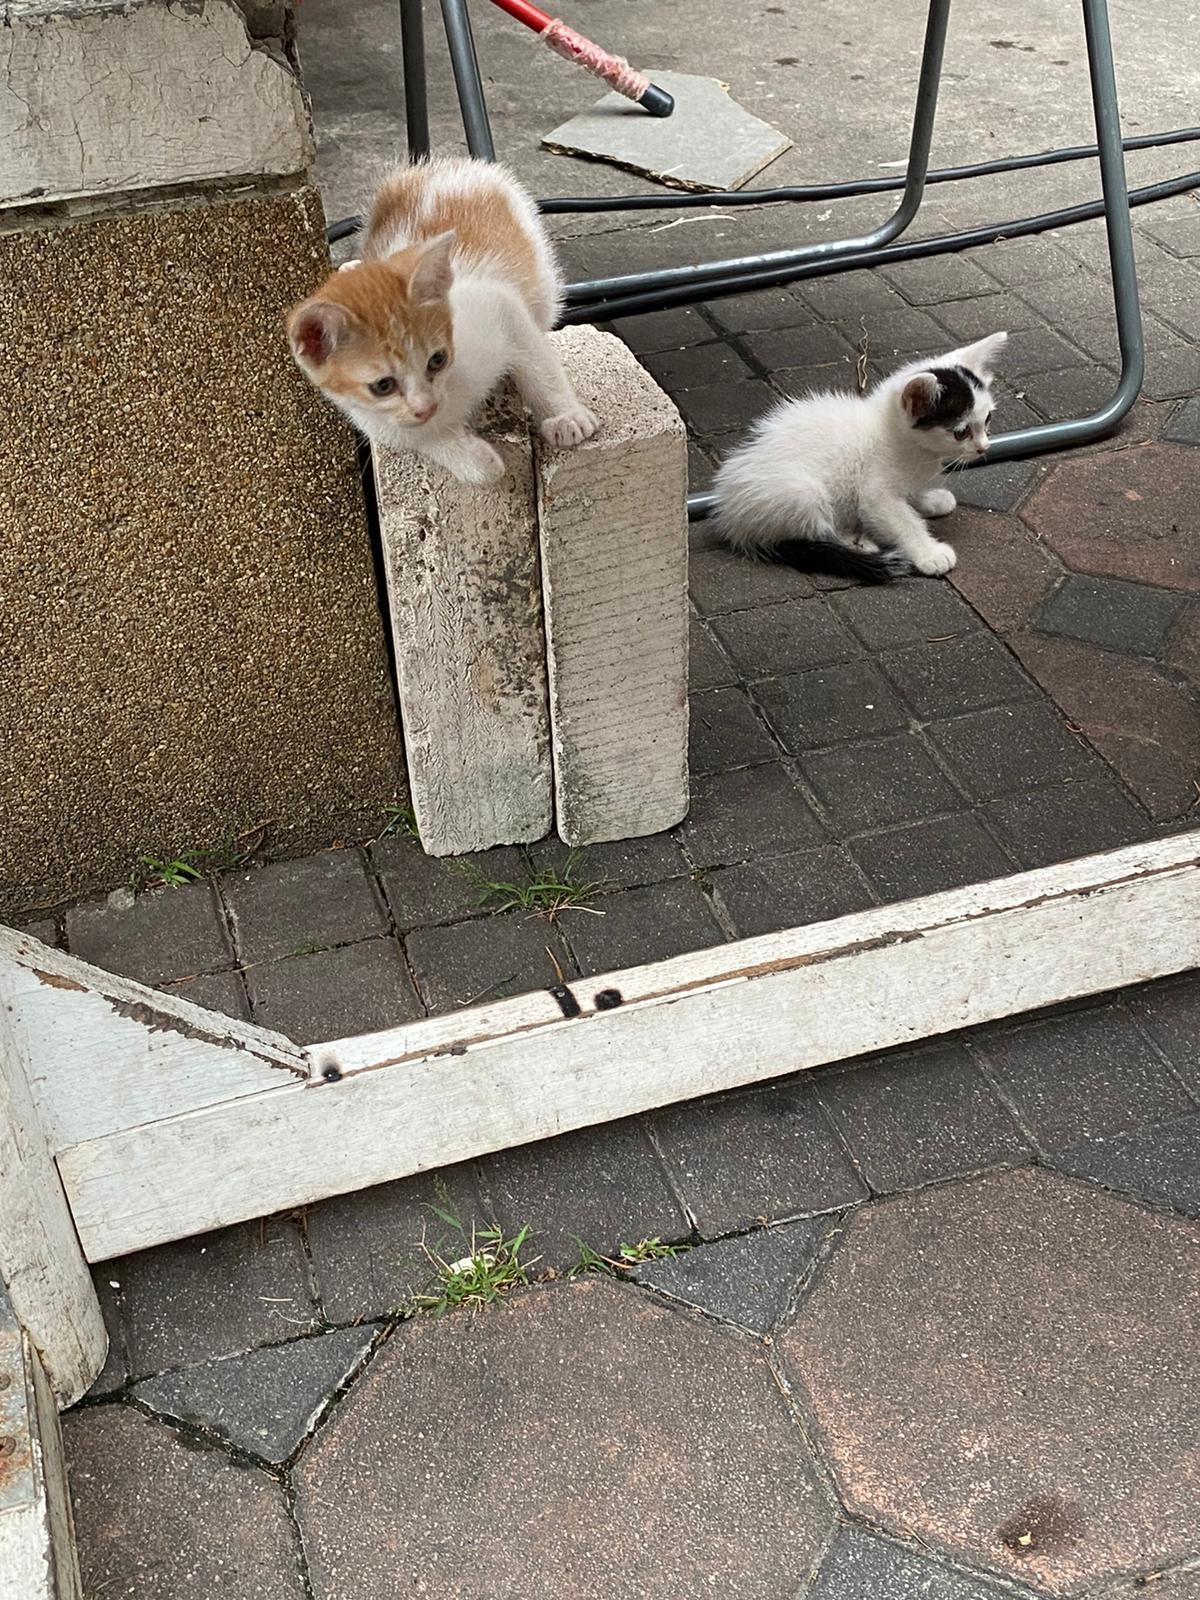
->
[400,0,432,160]
[440,0,498,160]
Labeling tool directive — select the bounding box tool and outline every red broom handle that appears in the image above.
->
[485,0,674,115]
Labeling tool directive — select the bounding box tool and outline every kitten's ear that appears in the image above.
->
[955,330,1008,380]
[901,372,941,421]
[288,300,351,369]
[408,231,456,304]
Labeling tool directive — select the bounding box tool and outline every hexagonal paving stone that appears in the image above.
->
[781,1168,1200,1595]
[1021,444,1199,594]
[296,1278,832,1599]
[65,1405,306,1599]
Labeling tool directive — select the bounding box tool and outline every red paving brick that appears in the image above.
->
[781,1168,1200,1596]
[296,1278,833,1600]
[948,512,1061,635]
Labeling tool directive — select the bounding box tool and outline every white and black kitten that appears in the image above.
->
[710,332,1007,582]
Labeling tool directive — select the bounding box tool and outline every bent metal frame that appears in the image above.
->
[3,5,1198,1594]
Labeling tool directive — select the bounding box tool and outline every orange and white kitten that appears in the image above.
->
[287,158,598,484]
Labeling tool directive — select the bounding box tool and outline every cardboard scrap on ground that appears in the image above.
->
[541,70,792,192]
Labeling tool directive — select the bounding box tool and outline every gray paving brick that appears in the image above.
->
[704,286,815,333]
[809,1525,1030,1600]
[687,438,715,492]
[635,1217,831,1334]
[710,845,876,937]
[133,1325,376,1463]
[952,457,1044,512]
[972,1003,1194,1152]
[85,1276,128,1398]
[1164,395,1200,445]
[527,832,689,892]
[797,732,963,833]
[1050,1110,1200,1219]
[1127,974,1200,1095]
[480,1120,688,1272]
[223,849,387,962]
[992,323,1091,378]
[814,1041,1029,1193]
[838,303,952,359]
[755,660,909,750]
[111,1216,318,1375]
[927,291,1044,342]
[970,234,1082,288]
[372,839,526,929]
[1063,309,1179,366]
[1020,364,1121,421]
[1138,211,1200,259]
[610,306,715,353]
[641,340,753,390]
[163,968,250,1020]
[673,378,773,436]
[688,545,814,614]
[709,597,859,678]
[15,916,57,946]
[772,357,862,398]
[925,702,1100,800]
[689,616,738,691]
[882,253,1000,305]
[980,775,1152,868]
[1142,342,1200,401]
[880,632,1035,718]
[66,881,233,986]
[652,1079,868,1237]
[849,813,1013,901]
[305,1162,492,1322]
[799,269,906,321]
[1035,573,1187,659]
[744,322,858,371]
[828,581,978,649]
[246,938,422,1042]
[564,877,725,977]
[405,913,576,1013]
[689,688,779,774]
[679,763,826,867]
[1020,270,1122,327]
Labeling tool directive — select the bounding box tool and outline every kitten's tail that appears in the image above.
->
[764,537,912,584]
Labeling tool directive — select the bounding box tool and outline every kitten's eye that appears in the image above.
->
[427,349,448,373]
[953,424,971,441]
[368,376,397,397]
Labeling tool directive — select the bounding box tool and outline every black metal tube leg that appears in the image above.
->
[439,0,497,161]
[400,0,431,161]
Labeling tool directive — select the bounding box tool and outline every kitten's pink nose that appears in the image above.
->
[412,401,438,423]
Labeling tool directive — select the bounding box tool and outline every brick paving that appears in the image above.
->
[10,0,1199,1592]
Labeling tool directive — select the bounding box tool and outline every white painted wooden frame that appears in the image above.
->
[0,830,1197,1597]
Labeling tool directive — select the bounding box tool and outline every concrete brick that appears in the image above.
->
[879,633,1036,718]
[710,846,875,937]
[245,938,423,1043]
[927,292,1044,342]
[162,968,250,1020]
[849,813,1014,902]
[924,702,1100,801]
[610,307,716,354]
[704,286,815,334]
[405,913,576,1014]
[797,732,963,833]
[0,189,404,917]
[1127,974,1200,1095]
[809,1526,1023,1600]
[1034,574,1186,658]
[222,848,387,962]
[828,582,978,649]
[1020,364,1122,422]
[679,764,826,867]
[564,877,725,976]
[688,546,813,614]
[952,458,1045,512]
[66,882,232,986]
[374,392,552,855]
[528,832,689,891]
[710,598,859,678]
[743,323,859,370]
[641,341,753,389]
[688,688,779,774]
[882,254,1000,305]
[755,660,909,750]
[635,1218,832,1334]
[371,839,526,929]
[1051,1111,1200,1220]
[689,616,738,691]
[673,378,774,436]
[947,513,1061,634]
[537,327,688,845]
[980,775,1152,869]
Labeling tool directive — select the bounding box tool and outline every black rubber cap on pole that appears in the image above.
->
[638,83,674,117]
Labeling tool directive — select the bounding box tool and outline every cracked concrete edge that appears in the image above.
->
[0,0,313,209]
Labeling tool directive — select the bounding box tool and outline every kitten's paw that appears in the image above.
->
[455,441,506,485]
[540,407,600,449]
[919,488,957,517]
[337,258,362,273]
[912,539,958,577]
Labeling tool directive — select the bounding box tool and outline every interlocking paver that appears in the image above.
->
[610,306,715,353]
[879,632,1036,718]
[924,701,1100,801]
[679,763,826,867]
[480,1119,688,1271]
[689,687,779,774]
[222,849,387,962]
[1034,573,1186,658]
[527,831,690,890]
[797,731,963,833]
[813,1041,1029,1193]
[635,1216,832,1334]
[1050,1110,1200,1219]
[980,774,1152,868]
[405,913,575,1012]
[709,844,875,936]
[883,254,999,305]
[652,1080,868,1237]
[709,597,859,678]
[952,459,1045,513]
[689,615,739,691]
[782,1167,1200,1594]
[67,1406,306,1600]
[296,1280,834,1600]
[971,1003,1194,1152]
[246,938,423,1041]
[929,291,1044,341]
[111,1216,318,1375]
[641,340,753,389]
[755,660,909,750]
[948,513,1061,631]
[564,877,725,975]
[673,377,775,436]
[66,881,232,985]
[828,581,978,649]
[688,545,814,614]
[848,813,1013,901]
[808,1526,1032,1600]
[1127,974,1200,1094]
[133,1326,376,1463]
[1020,363,1126,421]
[372,838,526,929]
[164,967,250,1019]
[743,323,859,369]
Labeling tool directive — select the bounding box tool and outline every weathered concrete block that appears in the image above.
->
[536,326,689,846]
[373,396,553,857]
[0,188,404,916]
[0,0,312,209]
